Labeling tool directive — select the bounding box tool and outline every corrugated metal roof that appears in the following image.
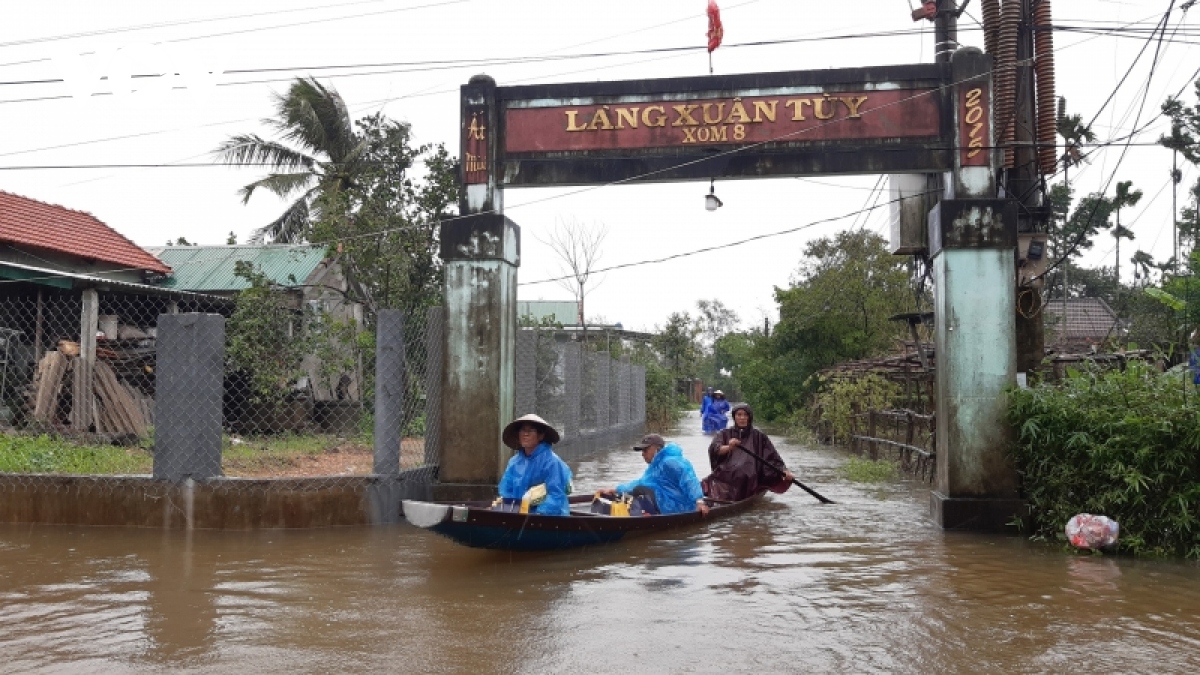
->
[517,300,579,324]
[148,245,329,292]
[0,260,223,299]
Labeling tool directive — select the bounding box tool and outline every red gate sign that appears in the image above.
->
[504,89,941,154]
[463,105,489,184]
[958,84,989,167]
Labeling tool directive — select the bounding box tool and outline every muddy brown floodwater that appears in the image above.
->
[2,412,1199,673]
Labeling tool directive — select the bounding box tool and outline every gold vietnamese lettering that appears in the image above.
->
[726,99,752,124]
[785,98,812,121]
[701,102,726,125]
[467,113,486,140]
[813,95,836,120]
[465,152,486,173]
[672,104,700,126]
[588,107,614,130]
[565,110,588,132]
[751,100,776,123]
[642,106,667,127]
[615,107,639,129]
[840,96,867,118]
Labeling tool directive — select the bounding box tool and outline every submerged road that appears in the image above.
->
[2,412,1199,673]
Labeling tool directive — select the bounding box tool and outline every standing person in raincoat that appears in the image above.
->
[703,403,793,502]
[700,387,714,432]
[703,390,730,434]
[498,414,573,516]
[600,434,708,515]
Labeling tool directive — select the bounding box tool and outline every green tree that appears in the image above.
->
[1057,192,1114,262]
[1057,96,1096,173]
[1159,78,1199,166]
[728,230,915,420]
[1110,180,1143,286]
[311,113,457,314]
[226,262,314,407]
[215,77,366,244]
[652,312,702,378]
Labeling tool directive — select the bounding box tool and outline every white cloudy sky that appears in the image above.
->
[1,0,1196,331]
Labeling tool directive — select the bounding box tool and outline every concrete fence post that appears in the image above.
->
[154,313,224,480]
[374,310,405,475]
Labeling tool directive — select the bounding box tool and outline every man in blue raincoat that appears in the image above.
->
[601,434,708,515]
[498,414,573,516]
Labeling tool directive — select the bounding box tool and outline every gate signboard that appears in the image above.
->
[463,64,957,188]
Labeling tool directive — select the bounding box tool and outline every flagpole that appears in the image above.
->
[709,51,713,74]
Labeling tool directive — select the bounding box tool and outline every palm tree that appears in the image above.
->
[1056,97,1097,317]
[1110,180,1142,286]
[1130,250,1156,286]
[215,78,366,243]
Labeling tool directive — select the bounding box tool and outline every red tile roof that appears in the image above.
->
[0,190,171,275]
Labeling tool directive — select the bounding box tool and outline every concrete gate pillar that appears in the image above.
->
[928,48,1024,529]
[435,74,520,500]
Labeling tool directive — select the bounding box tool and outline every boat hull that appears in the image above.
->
[401,492,763,551]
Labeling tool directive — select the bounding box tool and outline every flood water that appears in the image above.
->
[3,413,1200,674]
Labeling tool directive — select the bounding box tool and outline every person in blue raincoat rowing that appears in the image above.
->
[497,414,573,516]
[600,434,709,515]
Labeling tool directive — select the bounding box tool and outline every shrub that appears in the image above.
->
[1008,361,1200,558]
[812,372,901,444]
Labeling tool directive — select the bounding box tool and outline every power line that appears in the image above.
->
[0,0,467,50]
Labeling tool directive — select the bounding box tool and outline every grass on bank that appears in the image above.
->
[0,431,373,476]
[839,457,899,483]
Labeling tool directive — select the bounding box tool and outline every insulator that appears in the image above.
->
[994,0,1021,168]
[1034,1,1058,175]
[982,0,1001,55]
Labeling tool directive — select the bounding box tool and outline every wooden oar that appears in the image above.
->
[736,444,835,505]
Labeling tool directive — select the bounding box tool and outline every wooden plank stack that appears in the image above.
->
[28,347,150,436]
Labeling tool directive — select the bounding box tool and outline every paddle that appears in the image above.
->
[733,442,836,505]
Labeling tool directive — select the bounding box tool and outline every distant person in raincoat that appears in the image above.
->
[702,390,730,434]
[703,403,793,502]
[498,414,573,516]
[700,387,714,431]
[600,434,708,515]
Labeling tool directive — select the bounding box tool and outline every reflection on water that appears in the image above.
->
[3,413,1199,673]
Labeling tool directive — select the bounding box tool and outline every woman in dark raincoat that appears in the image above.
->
[702,403,794,502]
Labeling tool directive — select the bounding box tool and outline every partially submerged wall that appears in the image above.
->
[0,473,432,529]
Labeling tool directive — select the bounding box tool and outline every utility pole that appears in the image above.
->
[1011,0,1046,375]
[935,0,958,63]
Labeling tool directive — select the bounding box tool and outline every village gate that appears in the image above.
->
[437,47,1023,530]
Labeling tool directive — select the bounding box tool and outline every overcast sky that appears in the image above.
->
[2,0,1196,331]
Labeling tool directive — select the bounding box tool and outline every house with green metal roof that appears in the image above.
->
[148,244,366,409]
[147,245,334,303]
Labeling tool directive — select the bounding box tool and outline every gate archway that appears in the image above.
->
[437,47,1022,530]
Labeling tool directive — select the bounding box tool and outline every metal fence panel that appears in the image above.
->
[1,289,642,517]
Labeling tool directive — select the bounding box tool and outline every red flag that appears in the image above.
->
[707,0,724,53]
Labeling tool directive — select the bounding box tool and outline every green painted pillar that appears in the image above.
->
[435,75,519,500]
[928,48,1024,529]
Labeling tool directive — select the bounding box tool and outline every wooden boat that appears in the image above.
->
[401,492,764,551]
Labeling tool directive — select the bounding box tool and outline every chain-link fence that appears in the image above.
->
[0,288,439,485]
[1,288,645,525]
[515,326,646,461]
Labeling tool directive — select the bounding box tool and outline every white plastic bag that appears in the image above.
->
[1065,513,1119,550]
